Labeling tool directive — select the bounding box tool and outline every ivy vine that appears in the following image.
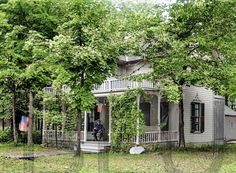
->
[109,88,145,151]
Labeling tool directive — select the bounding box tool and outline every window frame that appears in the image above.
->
[191,102,205,133]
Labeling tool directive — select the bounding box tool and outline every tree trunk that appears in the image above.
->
[75,109,82,157]
[42,100,47,144]
[61,102,66,140]
[178,88,185,148]
[12,91,17,143]
[75,72,84,156]
[28,90,33,145]
[55,125,58,148]
[225,95,229,106]
[2,118,4,130]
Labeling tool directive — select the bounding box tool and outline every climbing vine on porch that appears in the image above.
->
[109,88,145,151]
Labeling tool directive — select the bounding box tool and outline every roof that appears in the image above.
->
[118,56,143,64]
[225,105,236,116]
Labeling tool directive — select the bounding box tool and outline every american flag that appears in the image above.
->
[19,116,29,132]
[97,104,104,113]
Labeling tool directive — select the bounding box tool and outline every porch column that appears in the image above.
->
[157,94,161,132]
[136,95,141,146]
[84,111,87,142]
[108,102,112,144]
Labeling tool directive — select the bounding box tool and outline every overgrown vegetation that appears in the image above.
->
[109,89,145,152]
[0,128,12,143]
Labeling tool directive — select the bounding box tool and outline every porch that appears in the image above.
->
[43,79,179,152]
[44,130,178,145]
[44,130,177,152]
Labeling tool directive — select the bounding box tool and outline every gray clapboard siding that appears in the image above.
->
[213,97,225,144]
[183,86,215,144]
[168,103,179,132]
[225,116,236,140]
[117,62,152,77]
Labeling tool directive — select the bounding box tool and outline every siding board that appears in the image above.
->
[183,86,214,144]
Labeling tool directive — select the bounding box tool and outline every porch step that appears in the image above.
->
[81,141,110,153]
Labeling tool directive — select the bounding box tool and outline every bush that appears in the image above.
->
[18,130,42,144]
[18,131,27,143]
[143,143,160,152]
[111,143,133,153]
[0,128,13,142]
[33,130,42,144]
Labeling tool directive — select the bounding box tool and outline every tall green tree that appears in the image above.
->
[49,0,121,156]
[0,0,65,144]
[140,0,236,147]
[0,6,21,142]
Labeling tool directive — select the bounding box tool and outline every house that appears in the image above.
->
[224,106,236,141]
[44,57,225,152]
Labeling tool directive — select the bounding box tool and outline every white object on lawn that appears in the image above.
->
[129,146,145,154]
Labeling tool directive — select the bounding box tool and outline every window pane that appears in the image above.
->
[195,109,199,117]
[196,118,199,123]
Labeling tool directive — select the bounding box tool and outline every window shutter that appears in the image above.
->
[200,103,205,133]
[191,102,195,133]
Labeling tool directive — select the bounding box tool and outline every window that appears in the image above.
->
[191,102,205,133]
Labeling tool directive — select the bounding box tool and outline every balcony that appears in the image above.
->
[93,79,155,93]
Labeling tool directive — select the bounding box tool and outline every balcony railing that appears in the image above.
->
[93,79,155,92]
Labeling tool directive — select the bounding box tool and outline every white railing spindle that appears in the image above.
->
[93,79,155,92]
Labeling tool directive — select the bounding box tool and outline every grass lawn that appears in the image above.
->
[0,143,236,173]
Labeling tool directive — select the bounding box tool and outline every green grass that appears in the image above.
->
[0,143,236,173]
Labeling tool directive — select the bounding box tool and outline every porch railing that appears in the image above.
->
[122,131,178,144]
[44,130,84,142]
[44,130,178,144]
[93,79,155,92]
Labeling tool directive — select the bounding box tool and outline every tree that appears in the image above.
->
[0,0,65,144]
[140,0,236,147]
[49,0,122,156]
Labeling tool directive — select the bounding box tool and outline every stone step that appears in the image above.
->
[82,149,105,153]
[81,147,106,153]
[80,142,110,153]
[81,142,110,147]
[81,145,105,150]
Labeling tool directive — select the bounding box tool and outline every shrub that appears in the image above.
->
[18,130,42,144]
[0,128,13,142]
[110,143,133,153]
[18,131,27,143]
[32,130,42,144]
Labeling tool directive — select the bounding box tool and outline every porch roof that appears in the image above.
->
[225,105,236,116]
